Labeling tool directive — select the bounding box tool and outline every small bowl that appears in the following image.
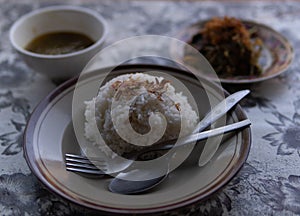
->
[9,5,108,80]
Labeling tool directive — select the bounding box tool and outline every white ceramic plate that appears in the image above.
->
[24,65,251,215]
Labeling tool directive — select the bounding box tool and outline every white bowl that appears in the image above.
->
[9,5,108,80]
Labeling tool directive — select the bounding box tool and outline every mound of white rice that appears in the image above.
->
[84,73,198,157]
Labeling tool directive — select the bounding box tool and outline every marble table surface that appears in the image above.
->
[0,0,300,215]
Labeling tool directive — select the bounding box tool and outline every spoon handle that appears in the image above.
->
[177,119,251,147]
[141,119,251,154]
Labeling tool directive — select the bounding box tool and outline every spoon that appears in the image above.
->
[195,90,250,166]
[109,118,251,194]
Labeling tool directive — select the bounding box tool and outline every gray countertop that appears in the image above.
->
[0,0,300,215]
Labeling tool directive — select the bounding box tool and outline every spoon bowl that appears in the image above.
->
[109,165,169,195]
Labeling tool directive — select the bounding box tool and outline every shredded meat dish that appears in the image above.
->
[189,16,263,77]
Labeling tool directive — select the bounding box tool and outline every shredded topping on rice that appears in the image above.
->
[111,76,170,101]
[175,103,181,111]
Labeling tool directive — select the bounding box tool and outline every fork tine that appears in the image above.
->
[65,153,107,166]
[65,153,105,162]
[65,157,106,166]
[66,163,108,172]
[66,167,106,175]
[66,161,105,170]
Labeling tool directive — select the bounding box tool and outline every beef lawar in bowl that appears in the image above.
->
[173,17,293,84]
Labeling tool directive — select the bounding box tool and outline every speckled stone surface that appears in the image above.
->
[0,0,300,215]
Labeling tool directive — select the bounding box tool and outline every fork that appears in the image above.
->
[65,119,251,176]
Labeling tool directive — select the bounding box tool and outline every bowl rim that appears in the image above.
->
[9,5,108,59]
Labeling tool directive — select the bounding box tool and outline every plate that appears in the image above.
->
[174,19,294,84]
[24,64,251,214]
